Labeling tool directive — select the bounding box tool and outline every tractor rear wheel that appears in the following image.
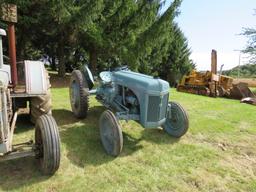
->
[162,102,189,138]
[35,115,60,175]
[30,70,52,124]
[99,110,123,156]
[69,70,89,118]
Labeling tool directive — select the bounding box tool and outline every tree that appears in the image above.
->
[0,0,194,81]
[134,0,182,71]
[242,9,256,64]
[160,23,195,86]
[243,28,256,64]
[78,0,162,74]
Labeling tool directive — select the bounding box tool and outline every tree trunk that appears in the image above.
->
[57,39,65,77]
[168,71,177,87]
[50,44,56,71]
[51,55,56,71]
[89,50,97,75]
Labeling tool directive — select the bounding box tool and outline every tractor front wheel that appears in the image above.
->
[162,102,189,138]
[99,110,123,156]
[30,70,52,124]
[35,115,60,175]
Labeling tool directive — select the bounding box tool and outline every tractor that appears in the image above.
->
[0,4,60,175]
[69,66,189,156]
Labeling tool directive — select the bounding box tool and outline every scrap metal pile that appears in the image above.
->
[177,50,256,105]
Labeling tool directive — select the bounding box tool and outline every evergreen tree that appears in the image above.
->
[0,0,195,80]
[161,23,195,86]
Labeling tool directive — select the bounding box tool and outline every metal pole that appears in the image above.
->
[234,49,242,79]
[238,53,241,78]
[8,24,18,87]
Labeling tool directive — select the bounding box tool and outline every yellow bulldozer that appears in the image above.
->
[177,50,256,105]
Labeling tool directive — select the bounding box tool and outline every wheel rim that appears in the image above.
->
[100,111,123,156]
[101,114,115,154]
[163,102,189,137]
[71,80,80,108]
[165,105,184,131]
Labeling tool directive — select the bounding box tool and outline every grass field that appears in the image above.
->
[0,87,256,192]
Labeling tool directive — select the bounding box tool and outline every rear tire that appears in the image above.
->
[69,70,89,118]
[35,115,60,175]
[30,70,52,124]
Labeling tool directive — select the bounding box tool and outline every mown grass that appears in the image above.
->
[0,88,255,192]
[250,87,256,94]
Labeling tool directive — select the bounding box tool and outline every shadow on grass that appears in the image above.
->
[0,114,55,191]
[58,106,148,167]
[59,106,179,167]
[52,109,80,126]
[141,128,181,145]
[14,113,34,134]
[52,105,106,127]
[120,132,143,157]
[0,158,50,191]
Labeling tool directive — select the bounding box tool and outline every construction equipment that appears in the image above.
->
[177,50,228,97]
[177,50,255,103]
[177,69,217,97]
[0,4,60,175]
[69,66,189,156]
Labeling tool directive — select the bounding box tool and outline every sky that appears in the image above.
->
[163,0,255,71]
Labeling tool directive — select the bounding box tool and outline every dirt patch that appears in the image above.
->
[233,78,256,87]
[221,154,256,178]
[49,72,70,88]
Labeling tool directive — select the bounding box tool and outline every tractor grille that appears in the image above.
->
[160,94,169,120]
[147,94,169,122]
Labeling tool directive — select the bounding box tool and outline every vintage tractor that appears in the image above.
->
[69,66,189,156]
[0,4,60,175]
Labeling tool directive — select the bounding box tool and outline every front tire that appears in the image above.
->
[69,70,89,118]
[162,102,189,138]
[99,110,123,156]
[30,70,52,124]
[35,115,60,175]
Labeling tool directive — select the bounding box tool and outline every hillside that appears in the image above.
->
[222,64,256,78]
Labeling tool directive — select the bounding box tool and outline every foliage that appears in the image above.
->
[222,63,256,78]
[158,23,195,86]
[0,0,194,82]
[242,10,256,64]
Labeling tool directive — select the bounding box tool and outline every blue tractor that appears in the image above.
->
[69,66,189,156]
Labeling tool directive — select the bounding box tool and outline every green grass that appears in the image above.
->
[0,89,256,192]
[250,87,256,94]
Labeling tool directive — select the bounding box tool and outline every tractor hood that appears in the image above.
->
[113,70,169,94]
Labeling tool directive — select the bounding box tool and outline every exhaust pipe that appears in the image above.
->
[211,49,217,74]
[8,24,18,87]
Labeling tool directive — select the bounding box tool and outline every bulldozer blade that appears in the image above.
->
[230,82,255,100]
[241,97,256,106]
